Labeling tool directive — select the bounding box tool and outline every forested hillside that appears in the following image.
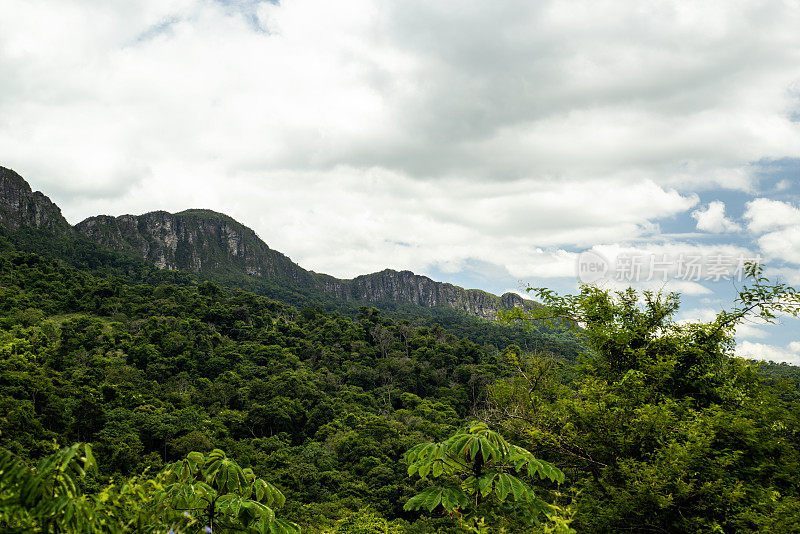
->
[1,166,540,322]
[4,0,800,531]
[0,232,573,532]
[2,225,800,532]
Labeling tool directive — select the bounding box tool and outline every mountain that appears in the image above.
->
[332,269,529,318]
[75,209,315,284]
[1,166,532,319]
[75,210,530,318]
[0,167,71,232]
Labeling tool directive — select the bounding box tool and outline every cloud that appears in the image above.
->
[758,226,800,264]
[1,0,800,290]
[586,241,755,284]
[66,166,693,279]
[592,278,712,296]
[744,198,800,233]
[3,0,800,194]
[744,199,800,264]
[692,201,741,233]
[767,266,800,286]
[735,323,770,340]
[736,340,800,365]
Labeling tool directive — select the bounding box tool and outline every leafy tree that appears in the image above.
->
[0,442,300,533]
[325,508,405,533]
[7,227,800,534]
[491,265,800,532]
[403,422,567,530]
[162,448,300,533]
[0,443,98,532]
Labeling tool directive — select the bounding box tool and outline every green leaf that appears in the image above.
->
[470,436,481,461]
[495,473,512,501]
[432,459,444,478]
[441,487,469,511]
[404,487,445,512]
[477,473,497,497]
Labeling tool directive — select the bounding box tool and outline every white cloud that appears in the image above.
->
[66,166,694,278]
[736,340,800,365]
[1,0,799,290]
[590,241,753,281]
[676,307,719,324]
[3,0,800,194]
[735,323,770,340]
[744,199,800,264]
[767,267,800,286]
[600,278,712,296]
[744,198,800,233]
[692,201,741,233]
[758,226,800,264]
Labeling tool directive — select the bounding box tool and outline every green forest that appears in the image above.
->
[2,230,800,533]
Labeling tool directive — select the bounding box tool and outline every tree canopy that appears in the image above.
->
[2,230,800,533]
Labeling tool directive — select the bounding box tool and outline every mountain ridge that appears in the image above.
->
[1,165,532,319]
[0,167,71,232]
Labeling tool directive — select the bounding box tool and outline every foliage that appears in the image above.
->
[718,261,800,326]
[163,448,299,533]
[2,227,800,533]
[324,508,406,533]
[493,268,800,532]
[0,240,521,531]
[0,442,99,532]
[404,422,566,530]
[0,442,297,533]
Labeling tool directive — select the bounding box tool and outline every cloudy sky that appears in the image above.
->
[2,0,800,362]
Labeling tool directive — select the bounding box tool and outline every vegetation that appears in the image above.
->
[0,443,100,532]
[161,448,299,533]
[1,227,800,533]
[0,443,297,533]
[0,236,542,532]
[404,422,570,531]
[494,266,800,532]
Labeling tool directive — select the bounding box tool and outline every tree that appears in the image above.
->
[500,262,800,394]
[403,421,568,531]
[162,448,300,533]
[0,443,98,532]
[326,508,405,533]
[0,443,300,533]
[370,324,394,359]
[490,264,800,532]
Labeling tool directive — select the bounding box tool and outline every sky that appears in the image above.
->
[2,0,800,362]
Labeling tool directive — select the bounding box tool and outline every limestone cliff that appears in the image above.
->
[0,167,70,232]
[334,269,529,318]
[75,209,314,285]
[2,165,533,319]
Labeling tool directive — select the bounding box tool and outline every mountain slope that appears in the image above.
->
[0,167,71,232]
[76,209,315,284]
[76,210,531,318]
[2,165,533,319]
[338,268,529,318]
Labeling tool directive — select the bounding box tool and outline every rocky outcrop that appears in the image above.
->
[341,269,529,318]
[75,209,314,284]
[0,167,70,232]
[2,165,534,319]
[75,210,532,317]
